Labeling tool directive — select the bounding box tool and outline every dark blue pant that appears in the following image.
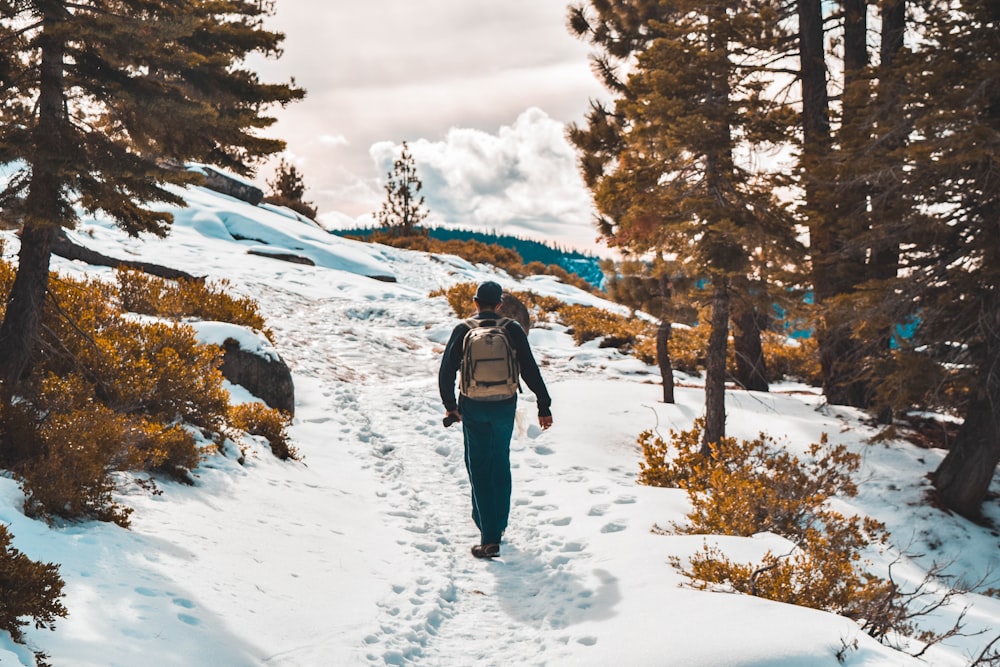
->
[460,398,516,545]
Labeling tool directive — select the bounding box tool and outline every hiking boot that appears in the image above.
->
[471,543,500,559]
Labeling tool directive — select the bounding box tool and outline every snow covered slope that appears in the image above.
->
[0,184,998,666]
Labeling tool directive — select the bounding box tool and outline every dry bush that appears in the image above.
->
[639,423,861,533]
[372,233,524,275]
[763,331,821,385]
[14,374,204,527]
[117,269,271,340]
[0,525,66,644]
[0,256,284,526]
[45,278,231,438]
[558,303,649,347]
[429,282,477,317]
[229,402,296,460]
[641,420,903,637]
[665,324,711,374]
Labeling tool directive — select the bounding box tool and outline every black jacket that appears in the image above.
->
[438,311,552,417]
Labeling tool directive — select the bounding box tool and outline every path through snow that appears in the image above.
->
[253,273,643,665]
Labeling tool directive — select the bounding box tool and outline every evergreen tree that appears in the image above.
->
[869,0,1000,518]
[265,158,318,219]
[376,142,428,237]
[802,0,909,408]
[0,0,304,395]
[569,0,802,448]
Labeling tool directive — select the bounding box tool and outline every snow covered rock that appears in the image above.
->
[191,322,295,415]
[198,165,264,206]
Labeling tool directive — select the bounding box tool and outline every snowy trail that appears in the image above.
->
[250,275,627,664]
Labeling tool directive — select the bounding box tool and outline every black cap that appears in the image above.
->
[474,281,503,305]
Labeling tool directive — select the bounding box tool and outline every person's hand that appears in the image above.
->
[538,415,553,430]
[444,409,462,427]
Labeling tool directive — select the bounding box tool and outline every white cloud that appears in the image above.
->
[319,134,349,146]
[245,1,610,252]
[370,108,602,252]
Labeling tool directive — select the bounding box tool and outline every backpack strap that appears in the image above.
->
[464,316,511,330]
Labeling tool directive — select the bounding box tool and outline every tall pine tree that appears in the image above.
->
[879,0,1000,518]
[569,0,802,448]
[0,0,303,394]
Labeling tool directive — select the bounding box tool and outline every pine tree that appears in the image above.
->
[569,0,802,448]
[797,0,910,413]
[878,0,1000,518]
[0,0,304,395]
[265,159,318,219]
[376,142,428,237]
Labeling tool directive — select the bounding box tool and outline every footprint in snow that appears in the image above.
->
[600,520,628,533]
[588,504,609,517]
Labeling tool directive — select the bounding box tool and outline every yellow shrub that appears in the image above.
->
[430,282,477,317]
[668,324,710,374]
[684,519,894,624]
[640,421,860,538]
[229,402,296,460]
[15,374,204,525]
[642,420,896,636]
[116,269,271,341]
[44,280,231,435]
[20,398,137,527]
[763,332,821,385]
[0,257,283,526]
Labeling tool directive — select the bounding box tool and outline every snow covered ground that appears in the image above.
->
[1,184,998,666]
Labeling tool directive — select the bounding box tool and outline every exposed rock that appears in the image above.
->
[219,338,295,415]
[247,248,316,266]
[499,291,531,334]
[200,166,264,206]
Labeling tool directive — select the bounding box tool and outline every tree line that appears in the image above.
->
[568,0,999,519]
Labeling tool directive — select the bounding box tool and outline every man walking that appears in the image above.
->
[439,281,553,559]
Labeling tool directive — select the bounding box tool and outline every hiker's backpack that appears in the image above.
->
[460,317,519,401]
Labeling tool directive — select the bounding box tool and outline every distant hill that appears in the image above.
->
[333,226,605,290]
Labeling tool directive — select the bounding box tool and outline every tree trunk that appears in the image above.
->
[733,306,769,392]
[0,224,57,391]
[0,12,65,396]
[932,396,1000,521]
[703,279,731,454]
[932,298,1000,519]
[656,273,675,404]
[51,229,200,281]
[817,0,872,410]
[656,320,675,404]
[798,0,830,156]
[870,0,906,283]
[818,317,871,407]
[798,0,842,405]
[866,0,908,425]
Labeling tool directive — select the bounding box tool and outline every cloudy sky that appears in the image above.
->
[249,1,609,252]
